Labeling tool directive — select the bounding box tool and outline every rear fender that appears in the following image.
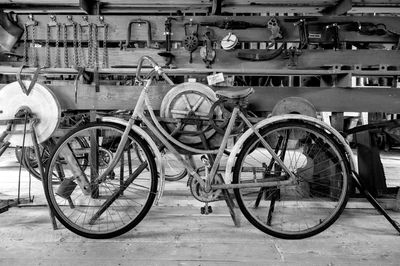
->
[224,114,356,184]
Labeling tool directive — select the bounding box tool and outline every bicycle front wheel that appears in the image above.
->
[233,120,350,239]
[44,122,158,239]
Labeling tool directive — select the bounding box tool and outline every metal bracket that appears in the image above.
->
[16,66,42,96]
[124,19,154,49]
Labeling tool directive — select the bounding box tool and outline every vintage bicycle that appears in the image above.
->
[43,56,371,239]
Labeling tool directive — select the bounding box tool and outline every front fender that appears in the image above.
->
[224,114,356,184]
[101,116,165,204]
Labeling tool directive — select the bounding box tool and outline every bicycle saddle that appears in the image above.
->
[216,87,254,99]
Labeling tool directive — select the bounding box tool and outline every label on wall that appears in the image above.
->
[207,73,224,86]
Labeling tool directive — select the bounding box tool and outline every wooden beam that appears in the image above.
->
[322,0,352,15]
[11,47,400,73]
[349,7,400,14]
[1,82,398,113]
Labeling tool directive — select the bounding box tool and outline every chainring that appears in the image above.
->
[187,166,222,203]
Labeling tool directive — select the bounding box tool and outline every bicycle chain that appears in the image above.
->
[93,23,99,68]
[77,24,86,67]
[22,23,38,66]
[72,23,78,67]
[23,24,28,64]
[45,24,51,67]
[55,24,61,68]
[63,23,69,68]
[87,23,93,68]
[31,24,38,67]
[102,23,109,68]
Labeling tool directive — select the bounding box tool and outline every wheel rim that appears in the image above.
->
[46,124,157,237]
[234,123,349,239]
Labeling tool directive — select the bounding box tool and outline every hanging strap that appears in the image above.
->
[16,65,42,96]
[74,67,85,103]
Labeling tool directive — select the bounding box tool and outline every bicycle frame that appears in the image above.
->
[97,56,298,191]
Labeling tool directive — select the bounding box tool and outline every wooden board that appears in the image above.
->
[12,47,400,71]
[16,15,400,43]
[2,82,399,113]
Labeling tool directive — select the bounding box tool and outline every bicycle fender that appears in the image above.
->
[100,117,165,205]
[224,114,357,184]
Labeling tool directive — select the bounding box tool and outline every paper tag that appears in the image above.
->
[207,73,224,86]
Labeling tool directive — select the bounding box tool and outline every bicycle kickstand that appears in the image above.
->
[352,171,400,234]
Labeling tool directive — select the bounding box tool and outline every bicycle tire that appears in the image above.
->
[233,120,350,239]
[44,121,158,239]
[23,139,56,180]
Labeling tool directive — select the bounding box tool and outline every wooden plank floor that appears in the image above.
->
[1,204,400,265]
[1,147,400,265]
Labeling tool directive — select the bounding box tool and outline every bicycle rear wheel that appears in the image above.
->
[233,120,350,239]
[44,122,158,239]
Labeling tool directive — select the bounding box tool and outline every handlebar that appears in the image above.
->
[135,56,162,83]
[136,55,174,86]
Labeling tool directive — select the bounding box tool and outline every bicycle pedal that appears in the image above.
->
[200,205,213,215]
[56,178,77,199]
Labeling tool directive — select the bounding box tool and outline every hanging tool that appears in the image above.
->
[183,20,199,63]
[23,14,38,67]
[293,19,341,50]
[123,19,157,50]
[220,32,238,50]
[200,30,216,68]
[0,11,23,55]
[99,16,109,68]
[266,17,283,48]
[44,15,60,68]
[61,15,79,68]
[158,17,176,67]
[200,19,264,29]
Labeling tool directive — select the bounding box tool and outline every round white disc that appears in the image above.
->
[0,81,61,146]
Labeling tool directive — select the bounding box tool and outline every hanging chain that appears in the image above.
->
[93,23,99,68]
[31,24,38,67]
[102,23,109,68]
[23,24,28,65]
[55,24,61,68]
[77,24,86,67]
[72,23,78,68]
[63,23,69,68]
[45,24,51,68]
[87,23,93,68]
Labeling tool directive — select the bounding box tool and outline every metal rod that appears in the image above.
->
[30,120,58,230]
[211,179,292,190]
[352,171,400,234]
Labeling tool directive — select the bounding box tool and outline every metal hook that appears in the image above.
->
[65,15,75,26]
[25,14,38,26]
[81,15,90,27]
[48,15,58,27]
